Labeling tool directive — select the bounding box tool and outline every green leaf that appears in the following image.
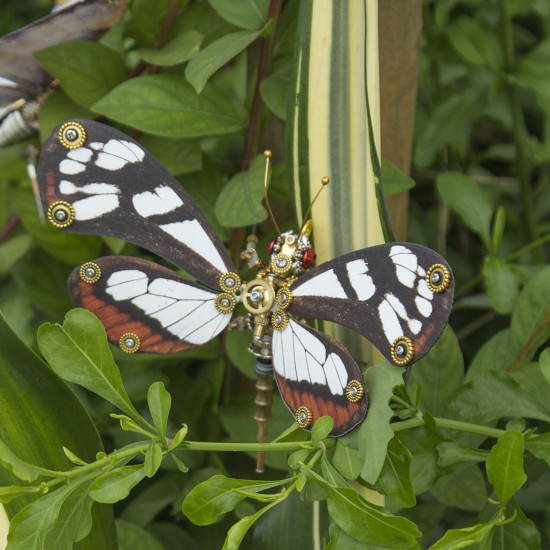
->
[437,442,489,467]
[138,135,202,176]
[376,437,416,508]
[490,499,541,549]
[511,265,550,352]
[186,27,266,93]
[222,503,273,550]
[0,438,40,482]
[344,362,404,484]
[525,432,550,465]
[302,466,421,548]
[215,153,268,227]
[138,30,204,66]
[225,329,257,378]
[409,326,464,417]
[37,309,145,425]
[483,257,519,314]
[436,172,494,249]
[126,0,172,45]
[0,311,117,549]
[89,465,147,504]
[332,441,363,480]
[259,55,293,120]
[431,465,488,512]
[486,430,526,505]
[0,235,32,276]
[311,416,334,444]
[147,382,171,444]
[35,41,126,108]
[92,74,247,137]
[326,522,370,550]
[116,519,165,550]
[6,474,95,550]
[144,443,163,478]
[445,372,550,446]
[427,521,495,550]
[380,158,416,196]
[208,0,269,29]
[181,475,290,525]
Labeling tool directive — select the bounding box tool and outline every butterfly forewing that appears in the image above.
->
[69,256,232,354]
[38,119,234,289]
[272,318,368,435]
[288,243,454,366]
[0,0,129,106]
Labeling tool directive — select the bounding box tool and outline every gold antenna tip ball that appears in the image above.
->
[264,150,272,158]
[322,176,330,185]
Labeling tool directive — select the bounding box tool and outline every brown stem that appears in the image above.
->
[507,315,550,372]
[0,214,21,244]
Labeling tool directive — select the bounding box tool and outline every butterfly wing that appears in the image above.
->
[38,119,234,289]
[69,256,232,354]
[288,243,454,366]
[272,318,368,435]
[0,0,129,106]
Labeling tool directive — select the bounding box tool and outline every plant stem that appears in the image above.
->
[499,0,539,254]
[392,416,505,439]
[0,214,20,245]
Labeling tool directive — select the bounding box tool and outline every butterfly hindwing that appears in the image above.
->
[69,256,232,354]
[38,119,234,289]
[272,318,368,435]
[288,243,454,366]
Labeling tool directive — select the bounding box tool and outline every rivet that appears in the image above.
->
[345,380,365,403]
[119,332,140,354]
[295,406,313,428]
[426,264,451,293]
[214,292,236,313]
[47,201,75,228]
[271,309,289,331]
[58,121,86,149]
[219,272,241,293]
[390,336,415,366]
[79,262,101,284]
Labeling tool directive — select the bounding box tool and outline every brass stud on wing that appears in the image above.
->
[58,121,86,149]
[79,262,101,284]
[47,201,75,228]
[219,272,241,293]
[276,287,293,310]
[271,309,289,331]
[214,293,236,314]
[426,263,451,293]
[295,405,313,429]
[119,332,140,354]
[345,380,365,403]
[390,336,415,366]
[270,253,293,275]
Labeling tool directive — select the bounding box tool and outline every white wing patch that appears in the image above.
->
[60,159,86,175]
[105,270,230,345]
[293,269,348,299]
[159,219,227,273]
[346,259,376,300]
[272,319,348,396]
[73,195,120,220]
[133,185,184,217]
[59,180,119,195]
[95,139,145,171]
[378,292,422,344]
[67,148,93,163]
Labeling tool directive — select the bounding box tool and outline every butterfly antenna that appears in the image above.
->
[299,177,330,234]
[263,150,281,236]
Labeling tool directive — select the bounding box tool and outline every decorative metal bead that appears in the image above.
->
[58,121,86,149]
[271,309,289,331]
[219,272,241,293]
[426,264,451,293]
[345,380,365,403]
[270,253,293,275]
[390,336,415,366]
[47,201,75,228]
[214,292,236,313]
[119,332,140,354]
[276,288,293,310]
[295,406,313,429]
[79,262,101,284]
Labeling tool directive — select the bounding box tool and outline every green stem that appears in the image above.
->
[392,416,505,439]
[499,0,539,251]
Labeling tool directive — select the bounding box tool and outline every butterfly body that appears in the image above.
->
[38,119,454,437]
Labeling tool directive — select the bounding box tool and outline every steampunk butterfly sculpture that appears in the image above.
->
[0,0,128,148]
[38,119,454,467]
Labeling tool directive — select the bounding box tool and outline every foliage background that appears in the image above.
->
[0,0,550,549]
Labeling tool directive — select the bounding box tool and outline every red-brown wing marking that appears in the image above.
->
[69,256,231,354]
[272,318,368,435]
[288,243,454,365]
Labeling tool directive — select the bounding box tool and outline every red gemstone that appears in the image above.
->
[302,248,316,268]
[267,237,278,255]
